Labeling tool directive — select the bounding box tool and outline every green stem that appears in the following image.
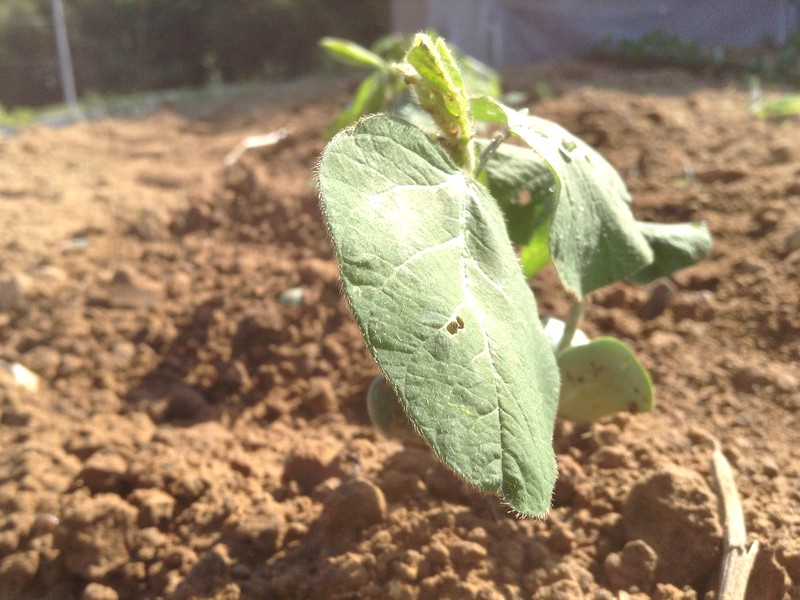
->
[452,135,476,174]
[557,299,586,353]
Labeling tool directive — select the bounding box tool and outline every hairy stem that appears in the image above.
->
[557,299,586,353]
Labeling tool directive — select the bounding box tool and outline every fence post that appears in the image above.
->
[52,0,81,121]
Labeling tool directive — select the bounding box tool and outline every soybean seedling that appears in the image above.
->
[317,33,711,516]
[319,33,502,138]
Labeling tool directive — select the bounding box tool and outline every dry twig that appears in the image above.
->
[224,126,293,166]
[711,439,759,600]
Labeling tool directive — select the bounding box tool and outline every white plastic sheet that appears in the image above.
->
[395,0,800,66]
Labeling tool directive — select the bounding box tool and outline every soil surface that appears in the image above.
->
[1,64,799,600]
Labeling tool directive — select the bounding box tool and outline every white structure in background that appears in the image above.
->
[392,0,800,67]
[52,0,81,120]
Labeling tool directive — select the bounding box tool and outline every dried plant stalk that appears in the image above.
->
[711,440,759,600]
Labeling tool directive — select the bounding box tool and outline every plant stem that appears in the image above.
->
[474,127,510,178]
[556,299,586,353]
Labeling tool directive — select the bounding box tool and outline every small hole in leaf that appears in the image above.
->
[447,316,465,335]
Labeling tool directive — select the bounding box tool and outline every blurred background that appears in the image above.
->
[0,0,390,110]
[2,0,799,113]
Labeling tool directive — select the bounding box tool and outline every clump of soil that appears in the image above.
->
[1,66,798,599]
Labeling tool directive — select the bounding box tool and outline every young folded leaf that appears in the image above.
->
[320,37,387,71]
[404,33,475,171]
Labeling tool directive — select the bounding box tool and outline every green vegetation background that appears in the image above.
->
[0,0,389,109]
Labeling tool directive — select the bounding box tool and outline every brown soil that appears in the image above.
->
[1,64,799,600]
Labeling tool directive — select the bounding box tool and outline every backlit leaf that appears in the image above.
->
[318,114,560,516]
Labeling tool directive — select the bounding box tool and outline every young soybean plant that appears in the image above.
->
[319,33,502,138]
[317,33,711,516]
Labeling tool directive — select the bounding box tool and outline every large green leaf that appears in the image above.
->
[470,99,654,297]
[628,221,713,284]
[516,116,653,297]
[318,114,560,516]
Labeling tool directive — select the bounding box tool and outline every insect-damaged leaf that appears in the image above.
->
[318,114,560,516]
[471,98,654,297]
[514,116,654,297]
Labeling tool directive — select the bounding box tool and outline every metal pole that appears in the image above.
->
[52,0,81,121]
